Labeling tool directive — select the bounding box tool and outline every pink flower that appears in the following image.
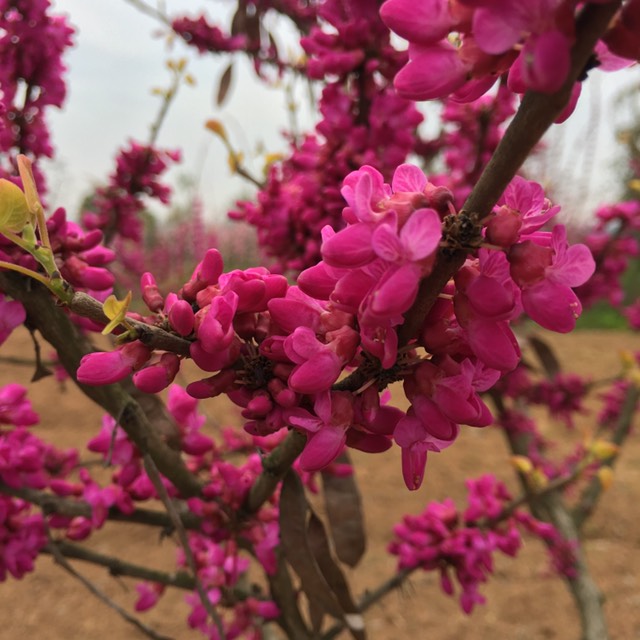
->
[132,353,181,394]
[0,384,38,426]
[77,341,152,385]
[394,42,471,100]
[134,582,165,612]
[0,295,26,346]
[286,391,354,470]
[380,0,455,44]
[394,398,460,490]
[284,327,343,394]
[510,226,595,332]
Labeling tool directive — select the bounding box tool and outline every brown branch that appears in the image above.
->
[44,539,196,590]
[0,481,201,530]
[68,291,191,356]
[0,272,203,498]
[496,400,610,640]
[143,455,225,637]
[400,0,622,345]
[46,535,176,640]
[572,383,640,529]
[241,429,307,515]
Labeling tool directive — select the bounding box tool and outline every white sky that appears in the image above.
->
[46,0,639,225]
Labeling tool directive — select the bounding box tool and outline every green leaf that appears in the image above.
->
[0,179,30,233]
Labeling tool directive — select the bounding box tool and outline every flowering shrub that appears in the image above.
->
[0,1,639,639]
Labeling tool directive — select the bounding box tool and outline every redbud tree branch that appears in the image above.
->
[491,390,610,640]
[0,272,204,498]
[46,533,176,640]
[44,539,196,590]
[0,481,201,530]
[572,382,640,528]
[401,0,622,344]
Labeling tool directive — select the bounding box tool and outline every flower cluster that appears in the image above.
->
[388,474,571,613]
[381,0,636,112]
[0,0,73,190]
[77,164,595,491]
[0,384,76,581]
[231,0,422,273]
[575,199,640,310]
[0,495,45,581]
[82,142,180,243]
[172,15,247,54]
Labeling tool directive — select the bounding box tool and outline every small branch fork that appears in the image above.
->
[45,530,175,640]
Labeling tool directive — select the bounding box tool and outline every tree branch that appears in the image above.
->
[143,454,225,637]
[241,429,307,515]
[400,0,622,344]
[46,535,176,640]
[67,291,191,356]
[497,404,610,640]
[0,272,203,498]
[44,539,196,590]
[572,383,640,529]
[0,481,201,530]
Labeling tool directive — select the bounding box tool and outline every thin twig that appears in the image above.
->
[321,568,415,640]
[44,539,196,590]
[572,383,640,528]
[143,454,226,637]
[123,0,171,26]
[0,481,201,530]
[46,534,176,640]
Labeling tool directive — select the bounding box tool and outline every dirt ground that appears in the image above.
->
[1,327,640,640]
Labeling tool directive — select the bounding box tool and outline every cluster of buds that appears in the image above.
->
[82,142,180,243]
[389,474,572,613]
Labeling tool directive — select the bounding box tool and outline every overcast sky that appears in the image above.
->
[47,1,639,225]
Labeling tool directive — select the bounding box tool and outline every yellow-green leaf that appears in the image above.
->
[101,291,133,335]
[0,179,30,233]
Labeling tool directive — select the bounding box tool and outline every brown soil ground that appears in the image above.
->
[1,328,640,640]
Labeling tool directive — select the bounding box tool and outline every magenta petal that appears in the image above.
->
[467,319,521,372]
[473,5,525,54]
[395,43,469,101]
[283,326,322,362]
[77,351,132,385]
[401,445,428,491]
[322,223,375,268]
[370,264,421,316]
[288,353,341,394]
[401,208,442,260]
[466,274,515,318]
[380,0,453,44]
[523,281,582,333]
[0,296,26,345]
[297,262,340,300]
[299,427,346,471]
[372,221,403,262]
[391,164,428,193]
[522,31,571,93]
[412,396,460,442]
